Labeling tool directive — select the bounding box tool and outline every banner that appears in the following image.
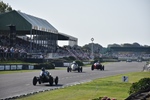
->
[0,65,4,70]
[122,76,128,82]
[11,65,16,70]
[5,65,10,70]
[17,65,23,70]
[29,65,34,69]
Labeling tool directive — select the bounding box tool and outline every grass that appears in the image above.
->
[17,72,150,100]
[0,67,66,74]
[0,70,39,74]
[0,67,67,74]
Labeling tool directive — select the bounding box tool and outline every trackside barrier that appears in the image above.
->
[83,62,90,64]
[0,64,34,71]
[63,63,71,67]
[0,62,91,70]
[63,62,90,67]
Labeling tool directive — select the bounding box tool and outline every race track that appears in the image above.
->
[0,62,145,99]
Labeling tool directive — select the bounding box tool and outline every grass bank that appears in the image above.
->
[0,70,39,74]
[18,72,150,100]
[0,67,66,74]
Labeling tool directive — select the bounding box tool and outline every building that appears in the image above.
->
[0,10,78,54]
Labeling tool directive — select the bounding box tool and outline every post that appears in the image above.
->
[91,38,94,60]
[30,29,32,53]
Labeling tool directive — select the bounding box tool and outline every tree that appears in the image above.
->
[0,1,12,13]
[132,42,141,47]
[82,43,103,53]
[107,43,121,48]
[122,43,132,47]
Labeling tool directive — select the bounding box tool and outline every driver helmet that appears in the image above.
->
[73,61,76,64]
[41,67,45,71]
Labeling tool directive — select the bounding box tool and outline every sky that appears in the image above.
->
[3,0,150,47]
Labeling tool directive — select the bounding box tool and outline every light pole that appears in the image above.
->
[91,38,94,60]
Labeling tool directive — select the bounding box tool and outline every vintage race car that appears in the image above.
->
[67,63,82,72]
[32,71,58,86]
[91,62,104,71]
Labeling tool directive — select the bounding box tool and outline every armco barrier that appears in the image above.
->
[0,64,34,71]
[63,62,90,67]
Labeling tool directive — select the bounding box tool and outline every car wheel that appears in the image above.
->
[91,65,94,70]
[38,79,41,84]
[67,67,70,72]
[49,76,53,86]
[80,67,82,72]
[70,67,72,72]
[55,76,59,85]
[33,76,37,86]
[102,65,105,70]
[78,67,80,72]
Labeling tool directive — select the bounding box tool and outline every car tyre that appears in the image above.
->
[49,76,53,86]
[91,65,94,70]
[102,65,104,70]
[38,79,41,84]
[80,67,82,72]
[78,67,80,72]
[33,76,37,86]
[67,67,70,72]
[55,76,59,85]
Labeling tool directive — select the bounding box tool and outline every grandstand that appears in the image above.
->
[0,10,92,61]
[109,47,150,61]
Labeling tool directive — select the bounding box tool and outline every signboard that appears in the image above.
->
[122,76,128,82]
[11,65,16,70]
[63,63,71,67]
[29,65,34,70]
[17,65,22,70]
[0,65,4,70]
[5,65,10,70]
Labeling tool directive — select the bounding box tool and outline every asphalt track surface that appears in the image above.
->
[0,62,145,99]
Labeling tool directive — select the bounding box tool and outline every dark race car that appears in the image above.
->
[91,62,104,71]
[32,71,58,86]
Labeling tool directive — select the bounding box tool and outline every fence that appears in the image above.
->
[0,64,34,71]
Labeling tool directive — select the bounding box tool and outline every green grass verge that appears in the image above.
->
[0,67,67,74]
[0,70,39,74]
[17,72,150,100]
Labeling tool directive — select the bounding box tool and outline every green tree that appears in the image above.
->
[132,42,141,47]
[0,1,12,13]
[82,43,103,53]
[107,43,121,48]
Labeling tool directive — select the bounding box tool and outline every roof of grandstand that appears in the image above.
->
[0,10,58,33]
[0,10,77,42]
[58,32,77,41]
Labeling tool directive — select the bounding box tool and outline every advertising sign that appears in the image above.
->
[17,65,22,70]
[11,65,16,70]
[0,65,4,70]
[5,65,10,70]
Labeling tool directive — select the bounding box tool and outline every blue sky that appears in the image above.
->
[3,0,150,47]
